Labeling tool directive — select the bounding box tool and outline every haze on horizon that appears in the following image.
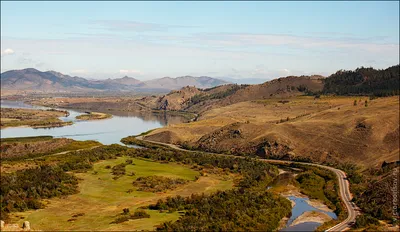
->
[1,1,399,82]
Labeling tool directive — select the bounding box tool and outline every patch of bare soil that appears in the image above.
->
[307,199,334,212]
[291,211,332,227]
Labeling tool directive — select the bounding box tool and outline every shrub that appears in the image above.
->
[112,209,150,224]
[355,214,380,228]
[131,209,150,219]
[111,215,130,224]
[123,208,130,215]
[111,163,126,178]
[133,176,188,192]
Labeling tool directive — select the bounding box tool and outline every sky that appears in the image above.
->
[1,1,399,81]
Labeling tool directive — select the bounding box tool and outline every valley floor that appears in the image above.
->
[6,156,235,231]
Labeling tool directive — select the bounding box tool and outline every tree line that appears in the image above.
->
[322,65,399,96]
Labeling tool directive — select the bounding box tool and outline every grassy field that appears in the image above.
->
[0,108,72,128]
[11,156,234,231]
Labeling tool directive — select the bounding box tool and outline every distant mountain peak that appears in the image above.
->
[1,68,230,93]
[21,68,40,72]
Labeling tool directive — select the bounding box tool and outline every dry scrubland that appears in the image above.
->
[144,96,399,167]
[1,136,101,173]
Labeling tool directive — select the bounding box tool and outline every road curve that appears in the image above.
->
[135,137,359,231]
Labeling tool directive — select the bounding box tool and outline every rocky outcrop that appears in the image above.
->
[195,122,296,158]
[255,140,293,159]
[1,221,31,231]
[156,86,202,111]
[23,221,30,231]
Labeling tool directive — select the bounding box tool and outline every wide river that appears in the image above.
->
[0,100,186,144]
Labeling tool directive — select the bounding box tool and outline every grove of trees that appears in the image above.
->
[323,65,399,96]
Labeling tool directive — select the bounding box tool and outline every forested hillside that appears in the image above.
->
[323,65,399,96]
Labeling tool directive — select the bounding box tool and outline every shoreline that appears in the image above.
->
[291,211,332,227]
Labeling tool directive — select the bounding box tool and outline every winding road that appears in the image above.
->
[136,136,359,231]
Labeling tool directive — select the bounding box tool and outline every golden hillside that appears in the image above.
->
[144,96,399,167]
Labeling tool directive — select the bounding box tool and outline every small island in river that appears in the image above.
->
[76,112,112,121]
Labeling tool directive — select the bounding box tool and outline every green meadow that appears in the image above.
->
[13,156,234,231]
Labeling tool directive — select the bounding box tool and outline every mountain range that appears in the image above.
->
[0,68,229,93]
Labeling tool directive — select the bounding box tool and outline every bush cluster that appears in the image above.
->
[133,176,188,192]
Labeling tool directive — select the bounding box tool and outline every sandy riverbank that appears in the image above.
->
[291,211,332,227]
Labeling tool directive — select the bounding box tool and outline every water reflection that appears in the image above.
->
[280,196,337,231]
[1,100,186,145]
[89,109,186,126]
[286,196,337,225]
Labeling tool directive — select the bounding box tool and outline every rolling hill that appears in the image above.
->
[154,75,325,112]
[140,65,399,168]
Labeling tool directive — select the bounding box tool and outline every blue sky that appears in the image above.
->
[1,1,399,80]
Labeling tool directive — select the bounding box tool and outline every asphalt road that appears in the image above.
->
[136,137,359,231]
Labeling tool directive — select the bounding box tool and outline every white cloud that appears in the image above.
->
[1,48,15,56]
[119,69,142,75]
[71,69,87,74]
[178,33,399,55]
[282,69,291,75]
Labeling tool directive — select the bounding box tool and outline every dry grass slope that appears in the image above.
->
[145,96,399,167]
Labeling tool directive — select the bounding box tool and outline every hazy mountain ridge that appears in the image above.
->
[104,76,143,86]
[0,68,229,93]
[141,75,229,90]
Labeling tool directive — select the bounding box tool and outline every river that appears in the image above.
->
[0,100,186,145]
[1,100,337,232]
[281,196,337,231]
